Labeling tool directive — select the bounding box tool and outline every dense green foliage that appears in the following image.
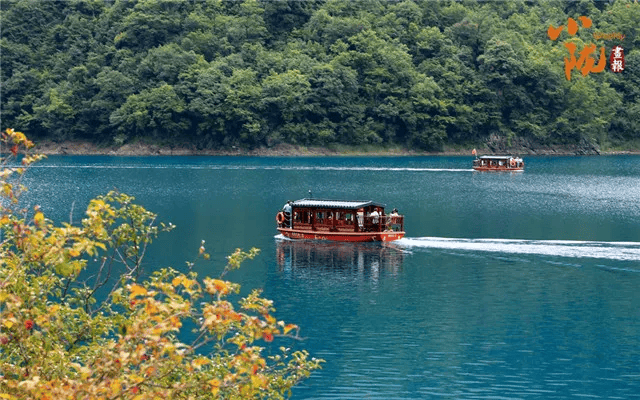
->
[1,0,639,151]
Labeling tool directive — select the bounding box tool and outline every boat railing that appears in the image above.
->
[363,215,404,232]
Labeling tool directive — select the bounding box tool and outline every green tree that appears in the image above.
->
[87,68,136,140]
[553,76,621,148]
[31,86,78,141]
[188,63,263,148]
[113,0,186,51]
[137,44,204,87]
[110,84,189,142]
[2,0,640,151]
[261,70,312,140]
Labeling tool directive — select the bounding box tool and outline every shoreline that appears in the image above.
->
[32,140,640,157]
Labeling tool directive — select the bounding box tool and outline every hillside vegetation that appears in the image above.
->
[1,0,639,152]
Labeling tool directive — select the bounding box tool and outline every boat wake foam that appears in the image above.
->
[396,237,640,262]
[34,165,474,172]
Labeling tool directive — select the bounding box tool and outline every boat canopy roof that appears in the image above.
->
[291,199,385,210]
[478,155,521,160]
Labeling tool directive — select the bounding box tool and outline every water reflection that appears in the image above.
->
[275,236,405,280]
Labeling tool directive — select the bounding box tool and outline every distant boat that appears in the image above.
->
[473,155,524,171]
[276,199,405,242]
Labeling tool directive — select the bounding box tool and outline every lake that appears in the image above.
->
[22,155,640,399]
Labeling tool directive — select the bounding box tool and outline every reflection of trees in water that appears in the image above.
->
[276,239,405,280]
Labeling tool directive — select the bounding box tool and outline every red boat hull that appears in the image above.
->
[473,166,523,172]
[277,228,405,242]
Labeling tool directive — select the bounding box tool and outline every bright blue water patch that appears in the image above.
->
[18,155,640,399]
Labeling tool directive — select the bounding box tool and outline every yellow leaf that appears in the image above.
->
[34,211,44,225]
[182,278,195,288]
[3,320,14,329]
[251,374,267,388]
[283,324,297,335]
[171,276,182,287]
[193,357,210,369]
[110,380,122,396]
[129,284,148,299]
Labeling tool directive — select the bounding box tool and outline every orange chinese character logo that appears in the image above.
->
[563,43,606,80]
[548,16,605,81]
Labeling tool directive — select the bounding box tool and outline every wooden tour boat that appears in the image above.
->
[276,199,405,242]
[473,155,524,171]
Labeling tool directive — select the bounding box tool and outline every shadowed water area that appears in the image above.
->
[21,155,640,399]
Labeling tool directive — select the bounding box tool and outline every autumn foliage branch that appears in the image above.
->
[0,129,322,399]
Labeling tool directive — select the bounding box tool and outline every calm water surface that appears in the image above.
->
[22,155,640,399]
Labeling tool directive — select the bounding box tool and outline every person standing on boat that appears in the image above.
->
[389,208,399,231]
[370,209,379,225]
[283,201,292,228]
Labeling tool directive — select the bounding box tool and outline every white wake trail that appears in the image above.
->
[396,237,640,261]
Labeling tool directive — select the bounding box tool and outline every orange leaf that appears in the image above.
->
[212,279,229,294]
[129,284,148,299]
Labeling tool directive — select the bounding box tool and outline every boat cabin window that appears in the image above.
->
[296,210,311,224]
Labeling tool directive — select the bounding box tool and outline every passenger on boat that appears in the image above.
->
[283,201,292,227]
[390,208,399,216]
[370,209,379,224]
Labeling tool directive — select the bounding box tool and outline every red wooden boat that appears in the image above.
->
[276,199,405,242]
[473,155,524,171]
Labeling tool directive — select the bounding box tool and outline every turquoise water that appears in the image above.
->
[22,155,640,399]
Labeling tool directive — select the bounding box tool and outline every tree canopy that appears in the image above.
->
[1,0,639,151]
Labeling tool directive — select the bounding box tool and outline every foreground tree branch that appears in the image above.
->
[0,129,322,399]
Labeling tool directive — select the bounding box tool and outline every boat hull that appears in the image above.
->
[473,166,523,172]
[277,228,405,242]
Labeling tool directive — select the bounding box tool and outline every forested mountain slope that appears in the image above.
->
[1,0,639,152]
